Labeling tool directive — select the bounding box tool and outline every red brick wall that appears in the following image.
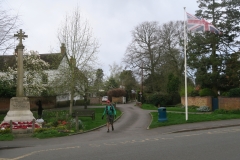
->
[181,96,240,111]
[0,96,56,112]
[0,98,10,111]
[218,97,240,110]
[89,97,100,104]
[112,97,123,103]
[181,96,212,110]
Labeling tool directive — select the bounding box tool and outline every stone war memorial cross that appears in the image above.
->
[2,29,35,124]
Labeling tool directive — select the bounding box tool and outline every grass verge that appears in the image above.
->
[149,112,240,129]
[141,103,201,112]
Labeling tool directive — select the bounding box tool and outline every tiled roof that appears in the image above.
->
[40,53,64,69]
[0,53,64,71]
[0,55,17,71]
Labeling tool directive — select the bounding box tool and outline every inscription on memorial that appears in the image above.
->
[10,97,30,110]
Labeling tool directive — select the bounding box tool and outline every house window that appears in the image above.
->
[42,73,48,84]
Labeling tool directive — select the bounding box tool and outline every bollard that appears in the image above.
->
[75,116,79,132]
[10,120,12,133]
[32,119,35,132]
[158,107,167,122]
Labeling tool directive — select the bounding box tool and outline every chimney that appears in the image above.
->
[60,43,66,54]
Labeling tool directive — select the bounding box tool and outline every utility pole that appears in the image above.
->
[139,62,143,103]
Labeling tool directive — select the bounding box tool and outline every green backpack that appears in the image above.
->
[106,105,114,115]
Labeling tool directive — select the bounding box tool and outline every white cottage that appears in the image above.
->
[0,43,80,101]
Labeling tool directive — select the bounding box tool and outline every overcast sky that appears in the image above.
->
[2,0,199,76]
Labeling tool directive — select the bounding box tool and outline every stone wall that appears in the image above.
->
[218,97,240,110]
[0,96,56,112]
[181,96,212,110]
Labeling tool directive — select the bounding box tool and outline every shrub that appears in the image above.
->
[188,105,198,110]
[71,119,84,130]
[228,88,240,97]
[169,92,181,105]
[197,106,210,112]
[56,100,70,108]
[199,88,215,97]
[75,99,90,106]
[189,90,199,97]
[221,92,229,96]
[145,92,171,107]
[179,85,194,97]
[0,128,11,134]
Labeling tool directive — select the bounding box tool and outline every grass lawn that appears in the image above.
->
[149,111,240,129]
[141,103,200,112]
[140,103,240,129]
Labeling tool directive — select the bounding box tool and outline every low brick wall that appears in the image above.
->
[112,97,123,104]
[218,97,240,110]
[0,98,10,111]
[0,96,56,112]
[89,97,100,104]
[181,96,212,110]
[181,96,240,111]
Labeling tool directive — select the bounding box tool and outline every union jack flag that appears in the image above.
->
[186,12,221,34]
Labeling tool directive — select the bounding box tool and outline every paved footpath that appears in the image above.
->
[1,102,240,148]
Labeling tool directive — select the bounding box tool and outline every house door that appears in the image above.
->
[212,98,218,111]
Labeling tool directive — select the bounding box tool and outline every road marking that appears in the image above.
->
[89,143,101,147]
[0,146,80,160]
[103,142,117,146]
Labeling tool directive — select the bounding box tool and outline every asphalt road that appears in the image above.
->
[1,103,240,160]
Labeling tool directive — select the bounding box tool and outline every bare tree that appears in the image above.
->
[109,62,123,82]
[57,6,99,114]
[123,21,164,92]
[0,2,20,55]
[123,21,185,93]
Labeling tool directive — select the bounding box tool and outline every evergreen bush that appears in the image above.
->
[145,92,171,107]
[199,88,215,97]
[228,88,240,97]
[75,99,90,106]
[189,90,199,97]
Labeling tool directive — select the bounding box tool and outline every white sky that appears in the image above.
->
[2,0,199,76]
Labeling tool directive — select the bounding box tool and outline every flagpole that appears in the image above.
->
[184,7,188,121]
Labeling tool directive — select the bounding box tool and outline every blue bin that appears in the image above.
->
[158,107,167,122]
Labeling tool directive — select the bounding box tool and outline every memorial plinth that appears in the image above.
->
[3,97,35,123]
[0,29,37,136]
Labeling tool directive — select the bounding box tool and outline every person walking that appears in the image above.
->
[102,100,116,132]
